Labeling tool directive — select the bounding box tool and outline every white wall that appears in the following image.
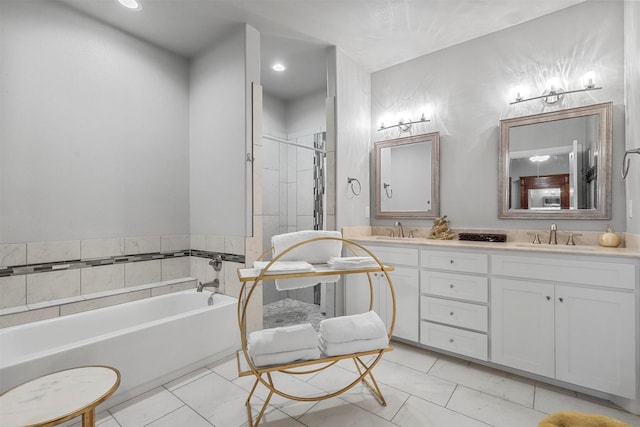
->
[335,49,372,229]
[286,89,327,137]
[624,1,640,234]
[371,1,626,232]
[0,0,190,243]
[189,26,248,237]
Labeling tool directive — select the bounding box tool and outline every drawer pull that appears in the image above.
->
[449,338,455,343]
[449,284,454,288]
[546,296,551,301]
[450,259,454,264]
[450,312,454,316]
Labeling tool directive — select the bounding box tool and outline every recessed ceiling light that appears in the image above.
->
[272,63,286,72]
[116,0,142,11]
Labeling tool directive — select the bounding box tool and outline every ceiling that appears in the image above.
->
[57,0,585,101]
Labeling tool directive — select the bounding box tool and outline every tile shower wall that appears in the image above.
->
[0,234,247,328]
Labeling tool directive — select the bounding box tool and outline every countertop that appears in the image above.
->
[349,235,640,259]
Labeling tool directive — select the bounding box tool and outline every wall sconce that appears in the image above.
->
[378,113,430,132]
[510,72,602,105]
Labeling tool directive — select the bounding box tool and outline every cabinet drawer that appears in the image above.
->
[492,255,636,290]
[421,271,488,302]
[362,245,419,267]
[420,250,488,274]
[421,296,487,332]
[420,321,488,360]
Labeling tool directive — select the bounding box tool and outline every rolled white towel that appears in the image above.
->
[272,230,342,263]
[252,347,321,367]
[319,335,389,357]
[319,311,387,344]
[248,323,318,356]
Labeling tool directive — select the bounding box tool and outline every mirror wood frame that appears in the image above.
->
[498,102,613,219]
[374,132,440,219]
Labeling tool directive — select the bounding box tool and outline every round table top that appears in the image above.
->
[0,365,120,426]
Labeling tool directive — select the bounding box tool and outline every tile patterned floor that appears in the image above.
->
[75,342,640,427]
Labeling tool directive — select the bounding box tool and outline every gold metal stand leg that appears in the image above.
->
[245,373,275,427]
[354,357,387,406]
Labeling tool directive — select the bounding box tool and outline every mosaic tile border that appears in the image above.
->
[0,250,245,278]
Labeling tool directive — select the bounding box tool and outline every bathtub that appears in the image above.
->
[0,289,240,407]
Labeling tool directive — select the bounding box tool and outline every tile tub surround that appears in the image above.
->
[0,235,246,327]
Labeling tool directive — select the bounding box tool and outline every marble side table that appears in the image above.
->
[0,365,120,427]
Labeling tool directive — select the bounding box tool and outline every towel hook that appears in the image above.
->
[347,177,361,196]
[622,148,640,179]
[383,183,393,199]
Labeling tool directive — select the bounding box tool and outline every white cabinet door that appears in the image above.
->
[384,267,419,342]
[555,285,636,399]
[491,278,555,378]
[345,268,418,342]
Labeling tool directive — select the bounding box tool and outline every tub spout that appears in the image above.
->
[197,278,220,292]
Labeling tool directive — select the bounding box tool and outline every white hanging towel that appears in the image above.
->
[271,230,342,263]
[269,230,342,290]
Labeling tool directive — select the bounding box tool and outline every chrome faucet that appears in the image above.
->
[197,278,220,292]
[394,221,404,238]
[196,255,223,292]
[548,223,557,245]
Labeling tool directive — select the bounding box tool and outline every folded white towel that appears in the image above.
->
[272,230,342,263]
[251,347,321,367]
[319,311,387,344]
[319,335,389,357]
[328,256,378,269]
[253,261,315,275]
[247,323,319,355]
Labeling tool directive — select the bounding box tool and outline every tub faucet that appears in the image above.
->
[197,278,220,292]
[394,221,404,238]
[548,223,557,245]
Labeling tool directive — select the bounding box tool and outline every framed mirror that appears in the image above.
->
[499,102,612,219]
[374,132,440,218]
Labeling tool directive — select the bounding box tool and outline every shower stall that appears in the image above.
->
[261,131,328,329]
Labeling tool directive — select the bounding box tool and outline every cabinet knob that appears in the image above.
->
[450,311,454,316]
[449,284,454,288]
[546,296,551,301]
[559,297,564,303]
[449,338,455,343]
[449,259,454,264]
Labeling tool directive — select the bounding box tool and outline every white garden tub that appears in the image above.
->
[0,289,239,407]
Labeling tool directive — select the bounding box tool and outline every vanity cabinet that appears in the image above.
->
[491,255,636,399]
[345,245,419,342]
[419,249,489,360]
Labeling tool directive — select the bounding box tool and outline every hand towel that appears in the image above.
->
[251,347,321,367]
[319,311,387,344]
[272,230,342,263]
[328,256,378,269]
[247,323,319,355]
[319,335,389,357]
[253,261,315,275]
